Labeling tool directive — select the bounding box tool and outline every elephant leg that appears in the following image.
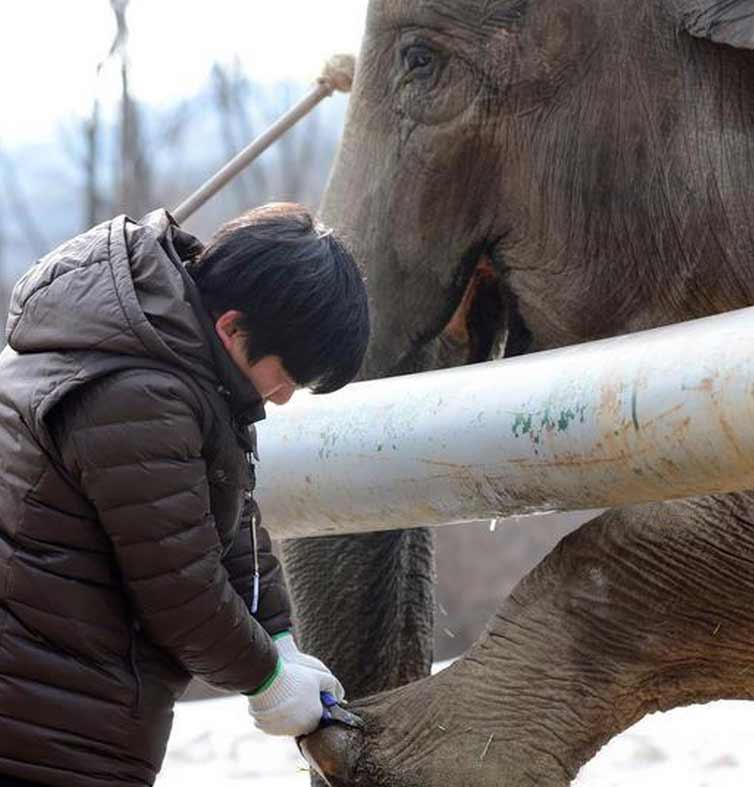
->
[282,528,435,698]
[305,492,754,787]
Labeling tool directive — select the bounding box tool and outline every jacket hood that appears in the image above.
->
[6,210,265,425]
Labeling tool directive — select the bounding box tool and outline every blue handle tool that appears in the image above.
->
[319,690,365,729]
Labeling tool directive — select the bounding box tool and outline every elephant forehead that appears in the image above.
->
[363,0,609,75]
[367,0,530,31]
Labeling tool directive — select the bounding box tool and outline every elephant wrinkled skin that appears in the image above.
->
[284,0,754,784]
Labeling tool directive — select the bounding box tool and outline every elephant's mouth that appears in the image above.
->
[436,251,530,368]
[439,255,506,364]
[375,249,530,378]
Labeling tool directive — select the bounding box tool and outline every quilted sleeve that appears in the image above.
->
[53,369,278,693]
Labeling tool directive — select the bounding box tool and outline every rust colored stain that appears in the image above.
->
[599,381,624,419]
[682,376,717,393]
[417,458,474,470]
[506,448,647,469]
[717,412,749,462]
[671,417,692,437]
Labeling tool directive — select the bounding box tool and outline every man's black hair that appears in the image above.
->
[188,203,370,394]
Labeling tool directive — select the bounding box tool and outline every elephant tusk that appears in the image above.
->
[256,305,754,536]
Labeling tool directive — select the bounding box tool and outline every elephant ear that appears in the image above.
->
[673,0,754,49]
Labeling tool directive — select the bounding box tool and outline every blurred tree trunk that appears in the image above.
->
[0,201,5,277]
[118,58,152,215]
[0,205,8,347]
[111,0,152,217]
[211,63,253,211]
[84,95,104,227]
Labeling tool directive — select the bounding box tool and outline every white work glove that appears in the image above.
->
[274,631,337,677]
[247,657,345,737]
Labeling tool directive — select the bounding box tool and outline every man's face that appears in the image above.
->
[244,354,298,406]
[215,311,298,406]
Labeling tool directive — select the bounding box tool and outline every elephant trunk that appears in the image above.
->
[281,102,438,787]
[280,109,440,703]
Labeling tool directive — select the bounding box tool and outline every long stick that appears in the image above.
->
[172,54,355,224]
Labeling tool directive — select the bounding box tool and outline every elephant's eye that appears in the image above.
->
[401,43,438,79]
[394,35,469,126]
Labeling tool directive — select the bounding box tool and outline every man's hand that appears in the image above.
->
[247,657,345,737]
[274,631,337,676]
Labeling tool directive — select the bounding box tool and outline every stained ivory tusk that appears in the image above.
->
[256,306,754,538]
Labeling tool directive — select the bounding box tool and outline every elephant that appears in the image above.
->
[282,0,754,784]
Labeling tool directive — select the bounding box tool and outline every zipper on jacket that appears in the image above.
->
[128,620,143,719]
[245,451,260,615]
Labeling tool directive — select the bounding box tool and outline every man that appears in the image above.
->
[0,203,370,787]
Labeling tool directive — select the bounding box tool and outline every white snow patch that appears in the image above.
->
[574,700,754,786]
[162,695,310,786]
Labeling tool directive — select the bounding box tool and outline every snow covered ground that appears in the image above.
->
[574,701,754,786]
[161,694,310,787]
[160,692,754,786]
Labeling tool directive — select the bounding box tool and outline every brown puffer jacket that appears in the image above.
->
[0,211,292,787]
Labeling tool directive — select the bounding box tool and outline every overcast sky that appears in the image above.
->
[0,1,369,147]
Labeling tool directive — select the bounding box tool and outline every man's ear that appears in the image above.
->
[672,0,754,49]
[214,310,244,351]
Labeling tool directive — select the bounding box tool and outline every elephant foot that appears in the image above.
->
[299,665,568,787]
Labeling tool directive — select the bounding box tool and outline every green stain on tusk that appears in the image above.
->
[512,405,587,440]
[512,413,534,437]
